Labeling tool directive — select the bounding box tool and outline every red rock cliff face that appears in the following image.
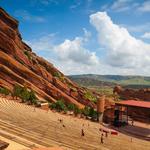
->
[0,7,96,109]
[113,86,150,101]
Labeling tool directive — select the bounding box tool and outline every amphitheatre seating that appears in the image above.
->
[33,147,63,150]
[0,98,105,150]
[0,98,150,150]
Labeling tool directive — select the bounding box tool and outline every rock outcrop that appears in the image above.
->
[0,7,96,109]
[113,86,150,101]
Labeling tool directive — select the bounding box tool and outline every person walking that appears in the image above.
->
[101,133,104,144]
[105,131,108,138]
[81,128,85,137]
[131,119,134,126]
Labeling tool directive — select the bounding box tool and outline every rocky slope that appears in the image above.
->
[0,7,96,109]
[113,86,150,101]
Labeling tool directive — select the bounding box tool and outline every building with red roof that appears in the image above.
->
[114,100,150,127]
[116,100,150,109]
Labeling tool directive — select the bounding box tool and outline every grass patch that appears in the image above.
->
[53,72,65,82]
[84,91,97,103]
[24,51,32,60]
[88,86,113,97]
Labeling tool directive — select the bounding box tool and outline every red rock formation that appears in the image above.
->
[114,86,150,101]
[0,7,97,109]
[113,85,123,94]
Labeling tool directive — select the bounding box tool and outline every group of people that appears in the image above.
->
[99,128,109,144]
[58,118,66,128]
[80,123,109,144]
[58,118,111,144]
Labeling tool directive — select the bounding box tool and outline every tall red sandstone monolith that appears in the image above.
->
[97,95,105,122]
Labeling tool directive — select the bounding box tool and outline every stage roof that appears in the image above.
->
[115,100,150,109]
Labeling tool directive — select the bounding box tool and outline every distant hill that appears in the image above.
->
[68,74,150,89]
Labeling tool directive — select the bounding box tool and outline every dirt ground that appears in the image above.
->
[0,97,150,150]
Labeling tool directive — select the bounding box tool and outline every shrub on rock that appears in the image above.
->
[0,87,10,95]
[13,84,37,104]
[67,103,75,111]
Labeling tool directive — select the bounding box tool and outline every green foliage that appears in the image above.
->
[53,72,62,78]
[49,99,98,120]
[49,102,57,109]
[94,87,113,96]
[50,100,82,115]
[0,87,10,95]
[81,106,97,120]
[13,84,23,98]
[88,107,97,120]
[74,105,81,115]
[57,100,67,112]
[13,84,37,104]
[71,87,77,92]
[82,106,90,116]
[53,72,65,82]
[20,87,30,102]
[24,51,31,60]
[84,91,97,103]
[50,99,67,112]
[28,90,37,104]
[69,74,150,88]
[67,103,75,111]
[68,84,77,92]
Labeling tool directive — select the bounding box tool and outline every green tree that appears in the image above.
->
[13,85,38,104]
[55,100,67,112]
[89,107,97,120]
[13,84,23,99]
[50,102,57,109]
[28,90,37,104]
[20,86,30,102]
[74,105,81,115]
[67,103,75,111]
[0,87,10,96]
[82,106,90,116]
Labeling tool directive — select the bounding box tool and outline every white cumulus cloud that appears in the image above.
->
[141,32,150,39]
[25,11,150,75]
[90,11,150,70]
[54,30,99,66]
[26,30,100,74]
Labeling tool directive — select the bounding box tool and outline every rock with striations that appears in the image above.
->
[113,86,150,101]
[0,7,97,109]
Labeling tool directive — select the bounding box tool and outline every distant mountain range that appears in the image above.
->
[68,74,150,89]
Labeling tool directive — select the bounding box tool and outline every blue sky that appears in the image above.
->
[0,0,150,75]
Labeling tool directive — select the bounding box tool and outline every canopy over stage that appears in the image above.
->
[115,100,150,109]
[114,100,150,127]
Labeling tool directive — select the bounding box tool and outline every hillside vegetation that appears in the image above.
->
[69,74,150,89]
